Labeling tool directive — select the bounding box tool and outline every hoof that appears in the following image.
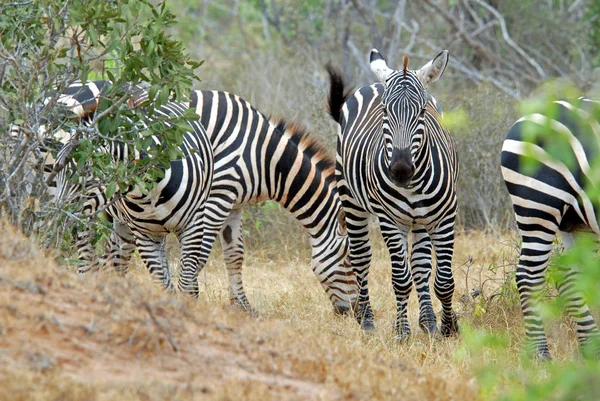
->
[440,312,459,337]
[395,328,411,344]
[230,298,258,316]
[361,319,376,331]
[419,307,438,335]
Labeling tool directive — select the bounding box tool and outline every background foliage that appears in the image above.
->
[161,0,598,239]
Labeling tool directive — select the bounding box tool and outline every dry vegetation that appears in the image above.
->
[0,218,588,401]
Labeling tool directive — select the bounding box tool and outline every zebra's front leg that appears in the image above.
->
[135,233,173,292]
[381,221,411,342]
[410,226,437,335]
[76,227,103,273]
[431,217,458,337]
[219,210,256,314]
[346,209,374,330]
[106,220,136,275]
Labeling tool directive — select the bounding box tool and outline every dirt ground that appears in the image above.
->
[0,221,485,401]
[0,221,579,401]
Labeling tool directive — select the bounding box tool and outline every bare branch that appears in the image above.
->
[472,0,546,79]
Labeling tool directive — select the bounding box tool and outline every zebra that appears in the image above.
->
[326,49,459,341]
[41,81,214,295]
[93,89,358,315]
[501,97,600,359]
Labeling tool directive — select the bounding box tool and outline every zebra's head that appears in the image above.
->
[370,49,449,188]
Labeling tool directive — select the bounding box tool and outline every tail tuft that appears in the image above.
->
[326,63,352,124]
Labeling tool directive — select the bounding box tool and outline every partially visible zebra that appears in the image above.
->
[41,81,214,295]
[96,89,358,315]
[327,50,459,340]
[501,98,600,358]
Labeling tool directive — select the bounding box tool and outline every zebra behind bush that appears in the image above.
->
[40,81,214,296]
[327,50,459,341]
[501,98,600,359]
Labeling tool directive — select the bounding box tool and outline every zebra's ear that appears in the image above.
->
[416,50,449,87]
[370,49,393,83]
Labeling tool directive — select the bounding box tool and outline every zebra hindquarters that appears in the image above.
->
[501,153,562,358]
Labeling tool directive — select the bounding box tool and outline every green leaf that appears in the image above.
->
[105,181,117,199]
[159,85,170,105]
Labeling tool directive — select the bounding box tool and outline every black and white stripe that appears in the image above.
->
[501,98,600,358]
[47,81,214,295]
[327,50,459,340]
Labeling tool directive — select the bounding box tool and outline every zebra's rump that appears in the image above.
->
[501,98,600,235]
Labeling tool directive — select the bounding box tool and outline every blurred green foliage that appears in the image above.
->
[457,81,600,401]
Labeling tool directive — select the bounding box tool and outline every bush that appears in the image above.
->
[0,0,202,254]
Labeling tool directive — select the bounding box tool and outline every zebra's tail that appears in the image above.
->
[326,63,351,124]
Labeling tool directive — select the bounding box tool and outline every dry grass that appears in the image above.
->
[0,221,587,400]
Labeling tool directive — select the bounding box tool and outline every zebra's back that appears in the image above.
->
[501,98,600,235]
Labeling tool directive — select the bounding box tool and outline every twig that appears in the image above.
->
[472,0,546,79]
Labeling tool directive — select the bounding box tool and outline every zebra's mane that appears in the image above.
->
[403,54,409,74]
[273,119,336,174]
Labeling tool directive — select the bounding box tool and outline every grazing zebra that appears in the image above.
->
[326,49,459,341]
[98,89,358,315]
[43,81,214,295]
[501,97,600,358]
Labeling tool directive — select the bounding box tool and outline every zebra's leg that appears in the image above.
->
[515,222,557,359]
[380,220,411,342]
[558,231,599,357]
[76,228,103,273]
[176,209,206,297]
[218,210,255,313]
[134,233,173,291]
[410,226,437,335]
[430,216,458,337]
[76,188,108,273]
[345,207,374,329]
[106,220,137,275]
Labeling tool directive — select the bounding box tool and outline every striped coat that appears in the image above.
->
[327,50,459,340]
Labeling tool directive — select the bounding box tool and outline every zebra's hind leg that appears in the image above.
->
[381,221,411,342]
[219,210,256,314]
[558,231,600,358]
[516,227,556,359]
[345,208,375,330]
[410,226,438,335]
[135,234,174,292]
[431,217,458,337]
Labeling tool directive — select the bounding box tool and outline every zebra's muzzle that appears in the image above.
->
[389,148,415,188]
